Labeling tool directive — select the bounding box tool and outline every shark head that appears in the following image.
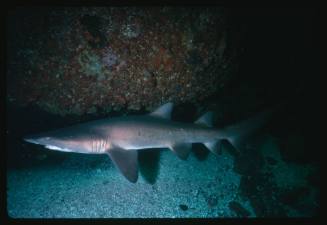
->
[24,134,74,152]
[23,126,108,154]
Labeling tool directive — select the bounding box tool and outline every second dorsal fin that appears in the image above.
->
[149,102,173,120]
[195,111,213,127]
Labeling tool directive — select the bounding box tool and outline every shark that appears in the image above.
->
[24,102,273,183]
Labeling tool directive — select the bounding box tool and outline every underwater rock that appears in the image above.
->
[206,194,218,208]
[78,49,103,77]
[102,180,109,185]
[7,7,239,116]
[101,47,118,70]
[278,186,310,208]
[79,14,107,48]
[228,201,251,217]
[87,106,97,114]
[233,148,264,175]
[186,50,203,66]
[266,156,278,166]
[121,23,141,39]
[239,174,287,217]
[179,204,188,211]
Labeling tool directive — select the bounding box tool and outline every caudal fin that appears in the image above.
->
[223,108,275,152]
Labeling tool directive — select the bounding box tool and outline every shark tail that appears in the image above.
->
[222,107,276,152]
[196,107,275,154]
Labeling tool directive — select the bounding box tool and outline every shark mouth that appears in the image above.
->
[45,145,73,152]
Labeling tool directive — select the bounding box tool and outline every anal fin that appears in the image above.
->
[204,140,222,155]
[106,147,138,183]
[169,143,192,160]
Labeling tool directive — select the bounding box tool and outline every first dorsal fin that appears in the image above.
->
[149,102,173,120]
[195,111,214,127]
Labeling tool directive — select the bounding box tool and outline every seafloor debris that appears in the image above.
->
[228,201,251,217]
[7,7,239,116]
[179,204,188,211]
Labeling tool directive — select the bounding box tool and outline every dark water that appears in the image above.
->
[5,7,319,218]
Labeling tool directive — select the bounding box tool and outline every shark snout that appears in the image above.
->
[24,138,40,145]
[24,134,51,145]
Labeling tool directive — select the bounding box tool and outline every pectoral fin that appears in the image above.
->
[169,143,192,160]
[106,147,138,183]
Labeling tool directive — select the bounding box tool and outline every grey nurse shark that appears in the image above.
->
[24,102,273,182]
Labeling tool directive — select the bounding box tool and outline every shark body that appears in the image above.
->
[24,102,271,182]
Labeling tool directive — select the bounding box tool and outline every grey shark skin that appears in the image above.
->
[24,102,272,183]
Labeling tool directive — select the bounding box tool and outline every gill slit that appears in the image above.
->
[92,137,95,153]
[101,139,104,152]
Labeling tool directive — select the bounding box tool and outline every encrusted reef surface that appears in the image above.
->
[7,7,238,115]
